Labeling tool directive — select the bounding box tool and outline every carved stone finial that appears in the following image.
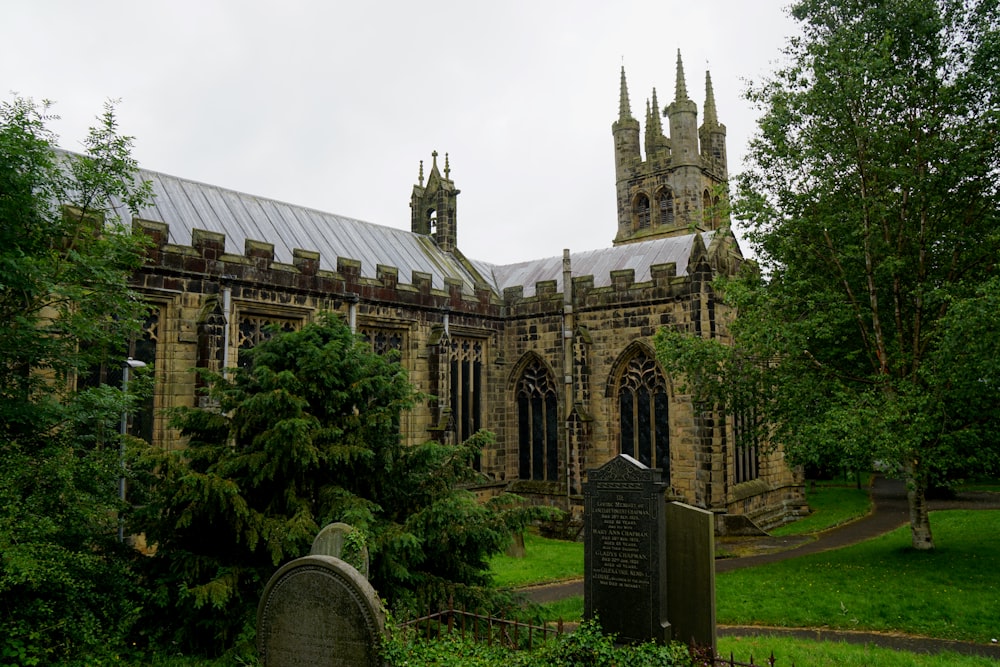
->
[444,153,450,179]
[418,160,424,187]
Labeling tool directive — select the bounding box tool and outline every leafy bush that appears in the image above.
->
[383,619,693,667]
[0,96,153,664]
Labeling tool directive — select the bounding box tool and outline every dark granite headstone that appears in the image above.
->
[311,522,370,578]
[665,501,717,653]
[257,555,385,667]
[584,454,670,644]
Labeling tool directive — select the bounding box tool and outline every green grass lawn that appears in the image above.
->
[717,510,1000,643]
[492,507,1000,644]
[718,634,999,667]
[770,485,871,536]
[490,531,584,588]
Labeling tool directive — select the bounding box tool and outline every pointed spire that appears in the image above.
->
[704,70,719,126]
[674,49,689,102]
[418,159,424,187]
[618,66,634,122]
[645,98,652,126]
[650,87,663,135]
[444,152,450,179]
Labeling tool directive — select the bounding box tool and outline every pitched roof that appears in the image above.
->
[109,158,719,298]
[471,233,715,297]
[131,167,483,293]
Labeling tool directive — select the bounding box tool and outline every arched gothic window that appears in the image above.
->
[634,194,651,230]
[517,359,559,481]
[618,353,669,477]
[450,336,484,469]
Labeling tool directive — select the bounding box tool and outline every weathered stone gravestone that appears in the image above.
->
[583,454,716,651]
[665,502,716,653]
[257,555,385,667]
[584,454,670,644]
[311,522,370,578]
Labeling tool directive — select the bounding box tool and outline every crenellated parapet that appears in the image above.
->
[132,219,502,317]
[502,260,706,318]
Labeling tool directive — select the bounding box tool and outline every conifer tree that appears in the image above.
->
[135,313,549,656]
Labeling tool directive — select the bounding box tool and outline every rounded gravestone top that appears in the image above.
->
[256,555,385,667]
[311,522,370,579]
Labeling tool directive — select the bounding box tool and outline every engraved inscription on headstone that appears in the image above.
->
[311,522,370,579]
[257,555,385,667]
[584,454,670,644]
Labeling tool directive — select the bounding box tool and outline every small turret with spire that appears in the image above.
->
[644,88,670,159]
[666,50,699,166]
[699,69,728,180]
[613,66,641,181]
[410,150,460,252]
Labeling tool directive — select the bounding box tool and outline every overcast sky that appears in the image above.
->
[2,1,798,265]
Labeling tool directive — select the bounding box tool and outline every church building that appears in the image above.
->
[125,53,804,532]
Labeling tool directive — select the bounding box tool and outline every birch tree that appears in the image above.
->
[729,0,999,549]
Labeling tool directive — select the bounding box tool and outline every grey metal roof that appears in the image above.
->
[472,233,714,297]
[83,152,713,299]
[130,167,484,293]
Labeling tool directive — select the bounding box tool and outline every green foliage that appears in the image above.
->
[135,313,555,657]
[383,619,692,667]
[668,0,1000,549]
[0,96,154,664]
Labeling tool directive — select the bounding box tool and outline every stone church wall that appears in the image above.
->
[130,215,803,530]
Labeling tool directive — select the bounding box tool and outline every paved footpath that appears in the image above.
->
[521,476,1000,659]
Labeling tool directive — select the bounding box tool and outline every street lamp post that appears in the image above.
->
[119,357,146,543]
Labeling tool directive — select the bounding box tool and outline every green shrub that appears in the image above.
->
[383,619,692,667]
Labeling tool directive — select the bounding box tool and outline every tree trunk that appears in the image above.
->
[904,463,934,550]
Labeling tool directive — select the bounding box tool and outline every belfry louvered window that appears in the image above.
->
[618,353,669,477]
[635,194,651,230]
[659,190,674,226]
[517,359,559,481]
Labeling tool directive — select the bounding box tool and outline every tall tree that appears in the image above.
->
[661,0,1000,550]
[135,313,550,657]
[0,97,153,663]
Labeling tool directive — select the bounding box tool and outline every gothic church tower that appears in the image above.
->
[613,51,728,245]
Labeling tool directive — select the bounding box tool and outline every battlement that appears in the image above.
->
[502,260,700,317]
[132,219,501,316]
